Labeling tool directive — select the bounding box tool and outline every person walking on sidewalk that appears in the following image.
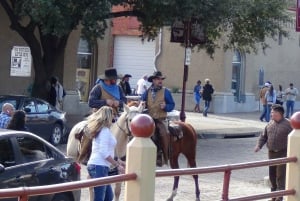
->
[259,82,271,121]
[284,83,298,118]
[254,104,292,201]
[193,80,202,112]
[141,71,175,166]
[201,78,214,117]
[265,84,276,122]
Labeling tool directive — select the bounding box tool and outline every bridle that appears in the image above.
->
[116,110,140,137]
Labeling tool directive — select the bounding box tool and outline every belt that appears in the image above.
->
[269,149,286,153]
[270,150,280,153]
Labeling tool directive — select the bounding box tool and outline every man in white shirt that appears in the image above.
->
[285,83,299,118]
[136,75,148,95]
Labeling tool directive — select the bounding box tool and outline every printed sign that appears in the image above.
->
[10,46,32,77]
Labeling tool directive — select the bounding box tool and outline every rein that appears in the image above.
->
[116,113,132,137]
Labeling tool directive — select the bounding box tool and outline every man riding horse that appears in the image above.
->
[88,68,127,116]
[141,71,175,166]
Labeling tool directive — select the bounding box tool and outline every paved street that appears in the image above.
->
[59,136,272,201]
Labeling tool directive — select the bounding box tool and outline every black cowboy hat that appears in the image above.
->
[98,68,121,80]
[148,71,166,82]
[123,74,132,78]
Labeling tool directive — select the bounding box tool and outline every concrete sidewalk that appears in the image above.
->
[66,111,266,139]
[185,111,265,138]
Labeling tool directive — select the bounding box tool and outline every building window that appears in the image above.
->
[76,38,93,102]
[77,38,92,69]
[231,50,245,102]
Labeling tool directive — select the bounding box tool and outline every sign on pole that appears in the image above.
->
[170,18,207,45]
[10,46,32,77]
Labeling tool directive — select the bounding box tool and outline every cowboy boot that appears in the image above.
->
[160,134,169,165]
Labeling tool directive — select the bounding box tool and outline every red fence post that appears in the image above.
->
[222,169,231,201]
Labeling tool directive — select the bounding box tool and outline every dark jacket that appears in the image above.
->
[202,84,214,101]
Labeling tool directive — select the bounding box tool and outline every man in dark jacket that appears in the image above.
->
[201,78,214,117]
[88,68,127,115]
[254,104,292,201]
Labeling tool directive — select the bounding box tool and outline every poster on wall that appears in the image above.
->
[10,46,32,77]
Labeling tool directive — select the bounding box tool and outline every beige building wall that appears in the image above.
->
[1,5,300,114]
[0,8,34,95]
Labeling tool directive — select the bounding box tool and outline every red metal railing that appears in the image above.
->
[156,156,297,201]
[0,173,137,201]
[0,157,297,201]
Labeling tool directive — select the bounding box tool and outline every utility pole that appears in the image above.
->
[179,20,191,122]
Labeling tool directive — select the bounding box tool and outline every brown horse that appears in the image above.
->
[164,120,200,201]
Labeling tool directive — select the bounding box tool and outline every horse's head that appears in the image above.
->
[112,101,145,158]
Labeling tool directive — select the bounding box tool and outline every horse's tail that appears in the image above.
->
[66,121,87,158]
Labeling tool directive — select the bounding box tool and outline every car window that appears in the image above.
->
[36,99,49,113]
[0,138,15,167]
[16,136,49,163]
[23,100,36,113]
[0,99,18,110]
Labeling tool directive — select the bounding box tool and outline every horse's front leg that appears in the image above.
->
[114,182,122,201]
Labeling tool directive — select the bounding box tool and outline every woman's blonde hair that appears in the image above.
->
[85,106,113,138]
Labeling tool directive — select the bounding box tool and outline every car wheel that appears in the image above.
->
[51,124,62,146]
[52,193,72,201]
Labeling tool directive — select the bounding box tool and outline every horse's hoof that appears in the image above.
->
[195,198,200,201]
[166,198,173,201]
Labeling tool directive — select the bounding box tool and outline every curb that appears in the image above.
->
[196,128,263,139]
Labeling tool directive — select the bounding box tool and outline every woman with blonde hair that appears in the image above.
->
[86,106,125,201]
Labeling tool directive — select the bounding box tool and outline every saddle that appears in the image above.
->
[168,122,184,141]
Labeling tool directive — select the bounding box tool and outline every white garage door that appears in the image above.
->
[113,36,156,92]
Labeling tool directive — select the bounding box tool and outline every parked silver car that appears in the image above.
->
[0,95,67,145]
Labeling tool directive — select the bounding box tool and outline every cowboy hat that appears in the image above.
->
[122,74,132,78]
[148,71,166,82]
[98,68,121,80]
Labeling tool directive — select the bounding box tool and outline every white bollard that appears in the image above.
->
[286,112,300,201]
[124,114,156,201]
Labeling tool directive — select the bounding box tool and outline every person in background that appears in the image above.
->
[119,74,132,96]
[265,84,276,122]
[0,103,15,129]
[48,76,65,110]
[254,104,292,201]
[193,80,202,113]
[136,74,148,96]
[7,110,28,131]
[285,83,298,118]
[141,71,175,166]
[86,106,125,201]
[259,82,271,122]
[276,85,284,106]
[88,68,127,116]
[201,78,214,117]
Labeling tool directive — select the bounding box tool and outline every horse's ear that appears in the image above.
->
[138,101,145,113]
[124,104,130,113]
